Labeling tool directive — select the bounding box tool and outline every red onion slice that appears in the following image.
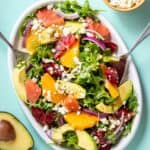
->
[86,29,104,40]
[82,36,106,51]
[82,108,99,116]
[114,112,125,135]
[58,116,65,126]
[22,20,32,48]
[55,8,79,20]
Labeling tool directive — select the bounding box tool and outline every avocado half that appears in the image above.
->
[0,112,34,150]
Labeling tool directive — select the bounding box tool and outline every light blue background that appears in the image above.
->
[0,0,150,149]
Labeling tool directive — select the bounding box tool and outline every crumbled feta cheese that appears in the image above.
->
[32,77,37,83]
[32,19,45,32]
[45,90,52,102]
[76,111,81,115]
[51,48,56,53]
[54,32,60,38]
[52,105,68,115]
[109,117,121,129]
[42,58,54,63]
[84,48,90,52]
[55,64,59,69]
[63,28,70,36]
[47,4,53,10]
[83,22,88,28]
[93,136,99,144]
[48,67,53,71]
[60,65,64,71]
[109,123,116,130]
[109,0,141,8]
[100,118,109,125]
[73,56,80,64]
[86,32,94,37]
[80,28,86,34]
[98,127,107,131]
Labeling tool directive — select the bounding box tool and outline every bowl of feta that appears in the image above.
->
[103,0,145,11]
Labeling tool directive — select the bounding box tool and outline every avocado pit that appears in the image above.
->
[0,120,16,141]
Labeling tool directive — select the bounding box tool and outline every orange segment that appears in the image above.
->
[64,112,99,130]
[51,92,66,104]
[41,73,56,92]
[105,80,119,98]
[60,39,80,68]
[41,73,65,103]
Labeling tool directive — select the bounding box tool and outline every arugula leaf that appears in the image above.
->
[29,98,54,111]
[26,64,44,80]
[122,121,132,136]
[29,44,54,64]
[127,90,138,112]
[75,41,115,109]
[54,0,99,18]
[26,44,53,80]
[16,60,26,69]
[105,131,117,144]
[62,131,80,150]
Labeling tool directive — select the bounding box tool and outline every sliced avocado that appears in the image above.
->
[0,112,34,150]
[96,80,133,114]
[119,80,133,102]
[64,21,84,34]
[13,67,27,102]
[76,130,97,150]
[96,102,113,114]
[51,124,74,143]
[38,26,62,44]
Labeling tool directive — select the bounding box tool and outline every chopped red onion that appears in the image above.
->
[86,29,104,40]
[58,116,65,126]
[114,112,125,135]
[82,36,106,51]
[55,8,79,20]
[82,108,99,116]
[22,20,32,48]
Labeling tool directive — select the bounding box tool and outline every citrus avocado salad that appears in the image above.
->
[13,0,138,150]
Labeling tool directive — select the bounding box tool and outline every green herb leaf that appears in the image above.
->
[62,131,80,150]
[105,131,117,144]
[127,90,138,112]
[122,121,132,136]
[29,98,54,111]
[54,0,99,18]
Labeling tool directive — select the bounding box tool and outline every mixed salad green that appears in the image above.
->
[13,0,138,150]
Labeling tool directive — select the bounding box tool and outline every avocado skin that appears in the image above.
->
[0,112,34,150]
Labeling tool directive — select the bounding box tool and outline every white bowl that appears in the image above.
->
[8,0,143,149]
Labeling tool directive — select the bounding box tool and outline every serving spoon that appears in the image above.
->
[0,32,29,59]
[111,22,150,84]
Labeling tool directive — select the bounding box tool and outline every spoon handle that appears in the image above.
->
[127,22,150,56]
[0,32,15,51]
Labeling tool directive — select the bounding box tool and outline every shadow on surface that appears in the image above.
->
[114,0,150,33]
